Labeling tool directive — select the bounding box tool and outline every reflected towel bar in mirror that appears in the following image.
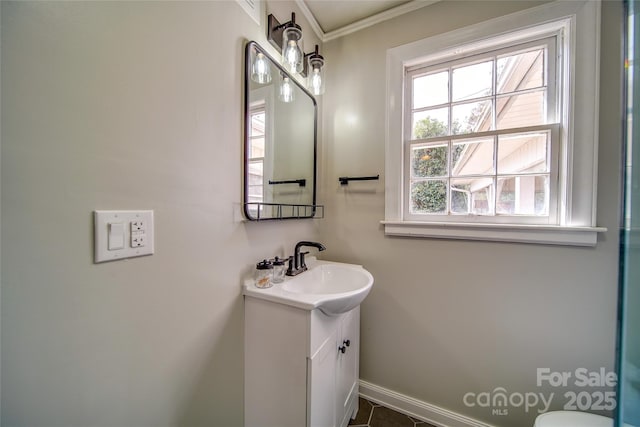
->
[269,179,306,187]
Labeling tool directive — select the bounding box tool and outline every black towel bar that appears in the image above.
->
[339,175,380,185]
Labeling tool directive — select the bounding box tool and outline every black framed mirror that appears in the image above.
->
[243,41,318,221]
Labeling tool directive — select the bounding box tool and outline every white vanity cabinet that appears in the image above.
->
[244,296,360,427]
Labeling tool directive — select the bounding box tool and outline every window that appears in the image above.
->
[384,0,605,246]
[405,39,558,224]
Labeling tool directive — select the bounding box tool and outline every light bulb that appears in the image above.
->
[306,52,325,96]
[310,68,323,95]
[279,77,295,103]
[283,41,302,73]
[281,27,303,74]
[251,52,271,84]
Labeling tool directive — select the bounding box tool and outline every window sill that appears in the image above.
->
[381,220,607,246]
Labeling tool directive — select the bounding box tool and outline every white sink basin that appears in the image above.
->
[243,259,374,316]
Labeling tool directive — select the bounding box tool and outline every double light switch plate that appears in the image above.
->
[94,210,154,263]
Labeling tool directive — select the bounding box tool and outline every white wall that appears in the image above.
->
[320,1,622,426]
[0,1,321,426]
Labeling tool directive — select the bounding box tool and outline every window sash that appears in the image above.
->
[403,124,560,224]
[405,37,558,137]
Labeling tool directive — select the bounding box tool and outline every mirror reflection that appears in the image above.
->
[244,41,317,220]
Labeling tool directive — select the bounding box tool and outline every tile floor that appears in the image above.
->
[348,397,438,427]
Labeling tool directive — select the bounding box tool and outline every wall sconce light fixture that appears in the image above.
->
[251,52,272,84]
[279,73,295,103]
[267,12,326,96]
[268,12,304,74]
[303,45,325,96]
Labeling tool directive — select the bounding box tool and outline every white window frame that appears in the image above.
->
[383,0,606,246]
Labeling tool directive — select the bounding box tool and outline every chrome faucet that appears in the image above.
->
[286,241,326,276]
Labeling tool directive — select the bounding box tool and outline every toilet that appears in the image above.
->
[534,411,615,427]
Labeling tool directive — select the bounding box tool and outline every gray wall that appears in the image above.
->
[1,1,321,426]
[319,1,622,426]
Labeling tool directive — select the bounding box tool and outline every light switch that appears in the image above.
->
[108,222,125,250]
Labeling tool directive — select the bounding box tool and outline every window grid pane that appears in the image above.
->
[496,89,547,130]
[413,70,449,109]
[497,130,550,174]
[497,48,546,94]
[496,174,549,216]
[451,136,495,176]
[450,177,495,215]
[412,108,449,139]
[452,60,493,102]
[411,142,449,178]
[452,100,493,134]
[410,179,448,214]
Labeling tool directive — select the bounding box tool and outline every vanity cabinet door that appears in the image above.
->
[336,307,360,427]
[308,327,338,427]
[245,297,362,427]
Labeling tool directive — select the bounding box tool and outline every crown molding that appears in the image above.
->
[294,0,441,43]
[294,0,325,42]
[323,0,440,42]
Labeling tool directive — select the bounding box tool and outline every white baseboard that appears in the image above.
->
[359,380,497,427]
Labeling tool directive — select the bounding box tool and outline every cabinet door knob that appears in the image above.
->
[343,339,350,347]
[338,345,346,354]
